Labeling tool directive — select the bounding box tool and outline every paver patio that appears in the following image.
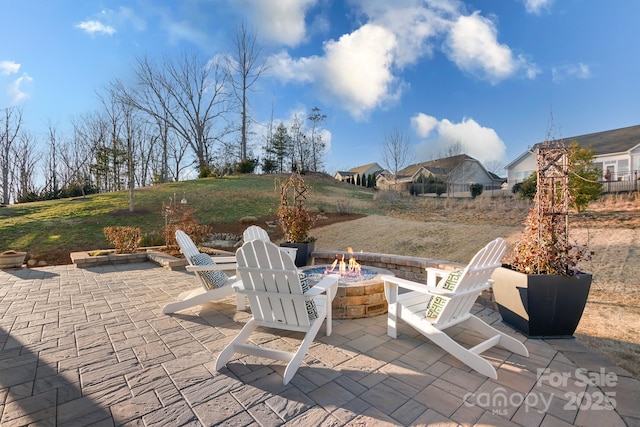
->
[0,262,638,426]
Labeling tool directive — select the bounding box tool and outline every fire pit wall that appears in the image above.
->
[310,250,479,319]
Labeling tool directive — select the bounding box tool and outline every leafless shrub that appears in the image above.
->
[103,226,142,254]
[374,189,402,204]
[336,199,352,215]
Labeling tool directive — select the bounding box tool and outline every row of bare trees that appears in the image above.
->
[0,23,329,206]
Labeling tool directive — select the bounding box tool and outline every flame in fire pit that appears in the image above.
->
[326,247,361,276]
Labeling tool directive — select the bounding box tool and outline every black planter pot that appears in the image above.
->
[492,267,592,338]
[280,241,315,267]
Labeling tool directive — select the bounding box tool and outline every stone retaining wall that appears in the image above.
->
[71,250,187,270]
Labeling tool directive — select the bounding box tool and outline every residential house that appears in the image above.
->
[376,154,504,195]
[334,162,385,184]
[506,124,640,190]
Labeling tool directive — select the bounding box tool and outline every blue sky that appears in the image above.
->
[2,0,639,176]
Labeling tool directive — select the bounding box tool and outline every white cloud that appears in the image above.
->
[237,0,317,46]
[270,1,537,119]
[354,1,452,68]
[552,63,591,83]
[412,114,506,165]
[0,60,20,75]
[320,24,400,120]
[75,20,116,35]
[268,51,319,83]
[8,73,33,104]
[444,12,536,83]
[524,0,554,15]
[411,113,438,138]
[270,23,401,120]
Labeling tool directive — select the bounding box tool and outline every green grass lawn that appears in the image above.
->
[0,174,378,256]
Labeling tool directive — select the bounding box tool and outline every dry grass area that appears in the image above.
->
[313,193,640,378]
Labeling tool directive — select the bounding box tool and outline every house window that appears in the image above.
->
[618,159,629,180]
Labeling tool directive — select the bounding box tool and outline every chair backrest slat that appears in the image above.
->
[176,230,200,259]
[236,239,311,328]
[434,238,506,328]
[243,225,271,242]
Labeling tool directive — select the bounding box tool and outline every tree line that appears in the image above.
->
[0,24,328,206]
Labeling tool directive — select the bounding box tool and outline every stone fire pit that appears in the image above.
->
[300,265,393,319]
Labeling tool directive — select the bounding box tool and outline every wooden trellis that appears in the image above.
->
[533,139,571,272]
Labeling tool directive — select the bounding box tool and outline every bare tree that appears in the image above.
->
[43,122,61,198]
[227,22,267,162]
[290,115,310,172]
[0,106,23,204]
[60,116,99,196]
[307,107,327,172]
[484,159,504,176]
[381,128,413,191]
[112,53,230,177]
[440,140,464,158]
[167,132,190,181]
[74,112,109,192]
[12,131,41,203]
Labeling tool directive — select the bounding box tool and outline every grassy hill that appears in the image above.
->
[0,173,378,261]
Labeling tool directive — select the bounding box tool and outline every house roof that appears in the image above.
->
[508,124,640,169]
[398,154,474,177]
[348,162,384,175]
[506,124,640,170]
[563,124,640,155]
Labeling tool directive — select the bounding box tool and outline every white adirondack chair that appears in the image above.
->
[215,239,339,385]
[162,230,245,314]
[242,225,298,261]
[242,225,271,242]
[381,238,528,379]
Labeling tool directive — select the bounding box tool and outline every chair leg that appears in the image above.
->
[215,319,258,372]
[387,301,398,339]
[403,313,499,379]
[465,315,529,357]
[162,288,207,314]
[283,315,325,385]
[235,292,246,311]
[423,324,499,379]
[163,285,237,314]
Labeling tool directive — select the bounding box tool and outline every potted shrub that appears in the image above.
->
[492,138,594,338]
[277,172,315,267]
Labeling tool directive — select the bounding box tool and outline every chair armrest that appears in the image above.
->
[186,264,237,273]
[305,274,339,298]
[425,267,451,287]
[211,256,236,264]
[381,275,455,297]
[425,267,450,277]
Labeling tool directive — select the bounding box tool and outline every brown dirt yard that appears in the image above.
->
[308,196,640,379]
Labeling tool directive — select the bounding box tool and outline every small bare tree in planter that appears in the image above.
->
[493,138,593,337]
[277,172,316,266]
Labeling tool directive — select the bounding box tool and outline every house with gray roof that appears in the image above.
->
[505,124,640,189]
[334,162,385,183]
[376,154,504,195]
